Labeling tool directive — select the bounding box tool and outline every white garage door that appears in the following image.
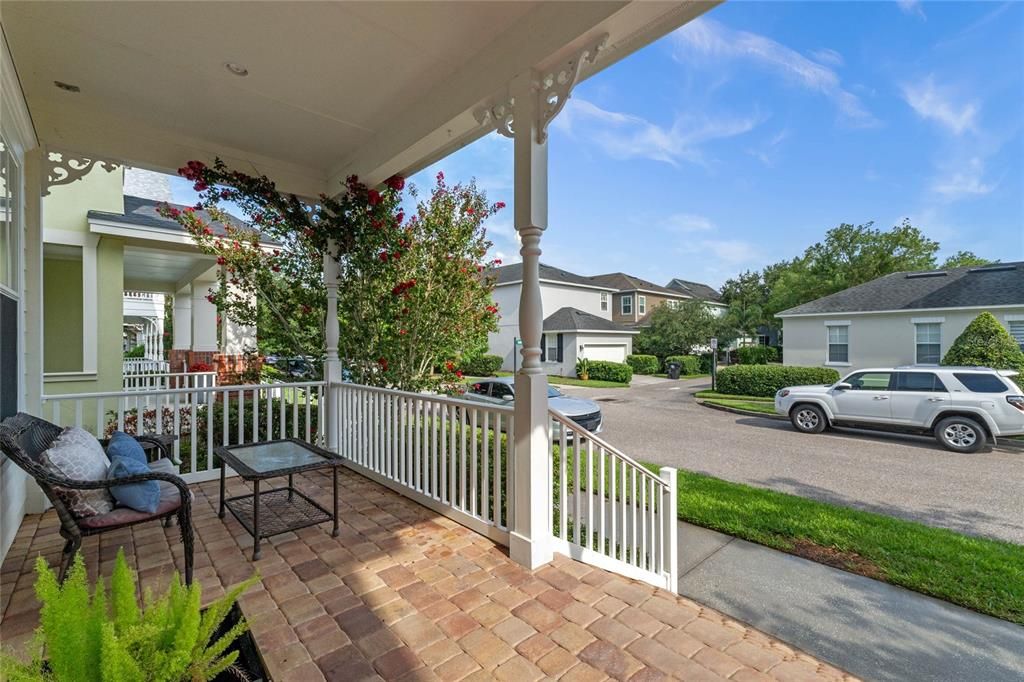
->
[583,344,627,363]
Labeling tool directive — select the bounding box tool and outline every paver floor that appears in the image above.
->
[1,468,858,681]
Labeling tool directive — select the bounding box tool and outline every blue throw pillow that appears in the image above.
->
[107,456,160,513]
[106,431,149,465]
[105,428,148,464]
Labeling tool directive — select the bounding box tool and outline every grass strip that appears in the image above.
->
[548,376,629,389]
[695,390,774,402]
[652,467,1024,624]
[701,398,779,415]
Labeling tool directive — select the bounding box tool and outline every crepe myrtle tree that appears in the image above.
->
[158,160,502,391]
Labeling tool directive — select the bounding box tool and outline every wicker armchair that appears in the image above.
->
[0,413,193,584]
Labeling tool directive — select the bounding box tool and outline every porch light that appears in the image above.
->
[224,62,249,77]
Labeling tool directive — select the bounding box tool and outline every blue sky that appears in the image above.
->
[408,0,1024,288]
[172,1,1023,290]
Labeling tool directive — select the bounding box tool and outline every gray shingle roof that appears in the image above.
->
[778,262,1024,316]
[543,307,633,333]
[666,278,723,303]
[587,272,683,296]
[491,262,615,289]
[88,195,278,244]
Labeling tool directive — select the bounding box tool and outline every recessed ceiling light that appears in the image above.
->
[224,62,249,77]
[54,80,80,92]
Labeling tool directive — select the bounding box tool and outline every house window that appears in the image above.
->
[827,325,849,364]
[757,334,770,347]
[638,296,646,315]
[0,135,20,294]
[621,295,632,315]
[546,334,558,361]
[915,323,941,364]
[1008,321,1024,351]
[600,292,608,311]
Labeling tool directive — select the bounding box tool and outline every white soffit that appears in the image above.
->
[3,1,715,196]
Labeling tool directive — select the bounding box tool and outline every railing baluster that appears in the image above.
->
[460,404,467,511]
[74,400,83,430]
[559,419,567,540]
[598,446,606,556]
[470,408,478,516]
[492,412,501,527]
[440,404,448,503]
[481,411,490,520]
[252,388,259,443]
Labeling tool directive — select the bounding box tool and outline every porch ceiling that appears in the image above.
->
[122,245,216,293]
[3,1,716,196]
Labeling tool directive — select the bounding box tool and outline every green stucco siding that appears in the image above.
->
[44,165,123,233]
[43,256,83,373]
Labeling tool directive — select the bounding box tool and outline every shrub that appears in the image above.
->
[0,549,257,682]
[459,354,503,376]
[665,355,702,375]
[737,346,779,365]
[575,358,591,380]
[626,354,659,375]
[586,360,633,384]
[698,354,714,373]
[717,365,840,397]
[942,312,1024,386]
[123,344,145,359]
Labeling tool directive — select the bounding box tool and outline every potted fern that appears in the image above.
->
[1,550,263,682]
[576,358,591,381]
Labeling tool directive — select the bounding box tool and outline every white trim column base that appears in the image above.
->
[510,371,553,570]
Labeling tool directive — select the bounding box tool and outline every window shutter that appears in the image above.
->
[557,333,564,362]
[540,334,546,362]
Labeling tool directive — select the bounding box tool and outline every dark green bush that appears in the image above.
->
[717,365,839,397]
[698,354,714,373]
[460,354,503,376]
[737,346,779,365]
[587,360,633,384]
[665,355,702,375]
[626,354,659,375]
[942,312,1024,386]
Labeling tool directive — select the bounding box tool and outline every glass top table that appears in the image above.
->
[215,439,342,560]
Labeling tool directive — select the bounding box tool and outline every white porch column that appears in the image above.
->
[191,277,219,352]
[173,284,192,349]
[323,240,341,452]
[509,70,554,570]
[222,280,256,355]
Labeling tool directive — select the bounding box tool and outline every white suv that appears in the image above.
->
[774,366,1024,453]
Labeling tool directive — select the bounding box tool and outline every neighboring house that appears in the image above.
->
[41,166,264,396]
[665,278,729,317]
[588,272,695,326]
[488,262,634,373]
[779,262,1024,371]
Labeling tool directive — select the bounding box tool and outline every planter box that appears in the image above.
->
[211,603,267,682]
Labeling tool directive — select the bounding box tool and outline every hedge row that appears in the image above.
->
[665,355,703,375]
[625,354,659,375]
[717,365,840,397]
[587,360,633,383]
[459,354,503,376]
[737,346,779,365]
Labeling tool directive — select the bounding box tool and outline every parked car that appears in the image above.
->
[460,377,604,436]
[775,366,1024,453]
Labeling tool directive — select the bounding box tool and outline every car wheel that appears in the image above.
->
[935,416,985,453]
[790,404,827,434]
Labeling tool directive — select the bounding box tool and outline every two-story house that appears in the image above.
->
[488,263,637,374]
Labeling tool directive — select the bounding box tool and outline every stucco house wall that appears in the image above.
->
[782,307,1024,372]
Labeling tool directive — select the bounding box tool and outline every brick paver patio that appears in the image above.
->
[0,468,858,681]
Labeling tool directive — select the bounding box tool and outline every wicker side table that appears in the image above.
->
[215,438,341,560]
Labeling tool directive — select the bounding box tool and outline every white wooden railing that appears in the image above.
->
[549,409,678,592]
[123,359,170,375]
[41,381,325,483]
[333,383,514,545]
[122,371,217,391]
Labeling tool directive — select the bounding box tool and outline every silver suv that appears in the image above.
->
[774,366,1024,453]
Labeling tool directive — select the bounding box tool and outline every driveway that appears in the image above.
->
[561,376,1024,544]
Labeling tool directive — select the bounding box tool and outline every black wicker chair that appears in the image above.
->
[0,412,193,584]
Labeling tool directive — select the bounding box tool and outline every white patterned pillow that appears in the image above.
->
[41,427,115,517]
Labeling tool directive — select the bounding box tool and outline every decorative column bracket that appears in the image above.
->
[43,150,120,196]
[473,33,608,144]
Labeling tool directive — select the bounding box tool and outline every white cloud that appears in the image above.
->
[901,75,979,135]
[931,157,996,199]
[810,48,844,68]
[746,129,790,167]
[897,0,927,20]
[677,238,758,266]
[671,18,877,127]
[556,98,761,167]
[662,213,716,233]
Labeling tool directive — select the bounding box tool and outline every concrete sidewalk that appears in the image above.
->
[678,522,1024,682]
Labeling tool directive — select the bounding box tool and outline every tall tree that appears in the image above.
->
[634,300,724,358]
[940,251,993,269]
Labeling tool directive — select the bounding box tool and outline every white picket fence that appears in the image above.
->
[123,359,170,374]
[41,381,325,483]
[334,383,514,545]
[549,409,678,592]
[122,371,217,391]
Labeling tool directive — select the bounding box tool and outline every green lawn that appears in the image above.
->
[701,398,778,415]
[548,375,629,389]
[650,467,1024,624]
[694,390,774,402]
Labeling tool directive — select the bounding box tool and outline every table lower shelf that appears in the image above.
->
[223,487,333,539]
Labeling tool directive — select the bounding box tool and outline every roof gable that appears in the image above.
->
[543,307,632,332]
[88,195,279,244]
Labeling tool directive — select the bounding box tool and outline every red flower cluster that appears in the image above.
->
[385,175,405,191]
[494,259,502,265]
[377,357,388,371]
[367,189,382,206]
[178,160,207,182]
[216,256,226,265]
[379,252,389,263]
[445,361,455,372]
[494,201,506,210]
[391,279,416,297]
[485,305,498,314]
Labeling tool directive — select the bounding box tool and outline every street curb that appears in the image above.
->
[696,399,785,420]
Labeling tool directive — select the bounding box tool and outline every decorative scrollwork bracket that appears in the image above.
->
[473,33,608,144]
[43,150,120,196]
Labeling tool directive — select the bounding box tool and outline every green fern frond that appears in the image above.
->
[99,622,144,682]
[109,550,140,631]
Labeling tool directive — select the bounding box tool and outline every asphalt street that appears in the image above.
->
[560,376,1024,544]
